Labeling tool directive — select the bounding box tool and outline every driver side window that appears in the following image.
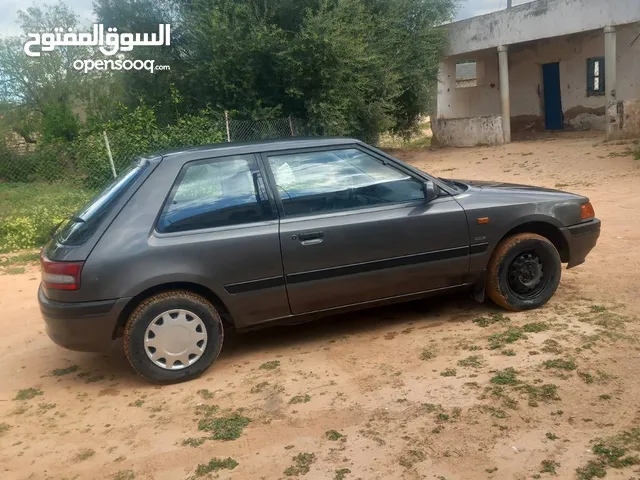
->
[267,148,424,216]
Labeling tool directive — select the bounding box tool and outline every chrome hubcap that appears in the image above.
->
[144,309,208,370]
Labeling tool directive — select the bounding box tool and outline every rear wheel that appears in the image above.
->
[124,291,224,383]
[486,233,561,311]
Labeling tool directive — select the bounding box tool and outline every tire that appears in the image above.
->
[486,233,561,311]
[124,290,224,383]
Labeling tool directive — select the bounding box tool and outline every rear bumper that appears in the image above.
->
[561,218,601,269]
[39,286,131,352]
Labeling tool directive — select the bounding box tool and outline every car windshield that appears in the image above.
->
[55,159,149,245]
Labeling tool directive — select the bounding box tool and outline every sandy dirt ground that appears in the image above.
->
[2,133,640,480]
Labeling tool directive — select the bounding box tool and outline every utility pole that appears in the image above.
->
[507,0,512,7]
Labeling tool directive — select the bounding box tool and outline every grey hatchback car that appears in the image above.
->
[39,138,600,383]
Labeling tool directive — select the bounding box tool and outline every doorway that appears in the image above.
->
[542,62,564,130]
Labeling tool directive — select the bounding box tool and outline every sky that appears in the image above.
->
[0,0,535,37]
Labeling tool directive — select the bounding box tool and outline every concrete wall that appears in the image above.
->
[437,51,501,120]
[432,116,504,147]
[446,0,640,57]
[435,23,640,142]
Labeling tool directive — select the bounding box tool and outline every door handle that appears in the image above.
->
[297,231,324,245]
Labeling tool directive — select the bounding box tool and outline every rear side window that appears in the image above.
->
[157,155,273,233]
[56,159,149,245]
[267,148,424,216]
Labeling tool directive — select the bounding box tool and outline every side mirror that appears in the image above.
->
[422,180,438,202]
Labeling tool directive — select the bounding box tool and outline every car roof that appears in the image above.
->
[160,137,363,159]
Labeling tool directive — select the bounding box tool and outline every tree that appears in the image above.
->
[175,0,455,140]
[0,3,92,142]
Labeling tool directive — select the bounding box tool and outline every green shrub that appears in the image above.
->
[0,183,94,253]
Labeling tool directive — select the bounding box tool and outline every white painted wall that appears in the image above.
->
[432,116,504,147]
[436,23,640,133]
[446,0,640,57]
[437,51,501,119]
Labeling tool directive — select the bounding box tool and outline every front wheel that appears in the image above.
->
[124,291,224,383]
[486,233,561,311]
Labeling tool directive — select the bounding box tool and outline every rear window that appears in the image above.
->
[55,159,148,245]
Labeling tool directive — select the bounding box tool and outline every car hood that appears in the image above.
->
[447,179,565,194]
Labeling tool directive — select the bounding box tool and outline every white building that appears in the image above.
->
[433,0,640,146]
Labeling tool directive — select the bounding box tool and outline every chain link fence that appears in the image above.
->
[0,114,312,252]
[0,115,310,189]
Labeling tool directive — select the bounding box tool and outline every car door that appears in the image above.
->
[150,154,291,327]
[261,145,470,315]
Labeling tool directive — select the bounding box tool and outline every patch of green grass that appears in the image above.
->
[334,468,351,480]
[576,428,640,479]
[250,381,270,393]
[128,399,144,407]
[590,305,606,313]
[194,457,238,476]
[436,413,450,422]
[325,430,344,441]
[543,358,577,370]
[576,461,607,480]
[198,412,251,441]
[14,388,43,401]
[399,449,426,468]
[182,437,207,447]
[473,312,510,327]
[289,394,311,404]
[541,339,563,354]
[479,405,507,419]
[490,368,519,385]
[74,448,95,461]
[38,402,56,411]
[501,349,516,356]
[51,365,79,376]
[523,322,550,333]
[578,371,595,384]
[284,452,316,476]
[113,470,135,480]
[197,389,214,399]
[541,460,559,474]
[195,404,219,417]
[260,360,281,370]
[546,432,558,440]
[440,368,457,377]
[457,355,483,368]
[599,394,612,400]
[420,348,435,360]
[488,327,526,349]
[519,383,560,406]
[502,397,518,410]
[422,403,441,412]
[0,422,11,435]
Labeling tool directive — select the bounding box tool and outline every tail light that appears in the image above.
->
[40,252,84,291]
[580,202,595,220]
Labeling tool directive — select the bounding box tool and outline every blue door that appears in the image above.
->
[542,63,563,130]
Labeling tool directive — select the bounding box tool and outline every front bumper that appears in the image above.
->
[561,218,601,269]
[39,286,131,352]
